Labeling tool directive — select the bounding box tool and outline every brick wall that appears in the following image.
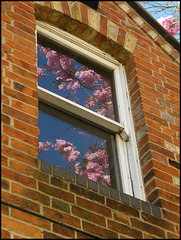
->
[1,1,180,238]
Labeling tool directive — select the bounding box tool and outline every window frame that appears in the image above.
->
[36,20,146,201]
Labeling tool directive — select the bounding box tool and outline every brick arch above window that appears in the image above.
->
[34,1,137,64]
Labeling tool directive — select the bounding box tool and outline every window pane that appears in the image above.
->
[38,102,120,188]
[37,35,118,121]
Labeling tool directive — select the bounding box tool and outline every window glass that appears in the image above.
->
[37,35,118,121]
[38,102,120,188]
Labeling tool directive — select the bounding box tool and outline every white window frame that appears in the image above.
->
[36,21,146,201]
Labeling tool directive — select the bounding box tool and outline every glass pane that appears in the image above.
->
[37,35,118,121]
[38,102,119,188]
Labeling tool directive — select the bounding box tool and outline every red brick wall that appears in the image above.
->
[1,1,180,238]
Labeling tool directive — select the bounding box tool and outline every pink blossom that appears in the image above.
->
[75,70,99,86]
[54,139,80,164]
[60,55,72,71]
[94,86,112,104]
[85,97,97,109]
[37,67,45,77]
[58,83,65,90]
[158,16,180,36]
[38,141,53,153]
[103,175,111,185]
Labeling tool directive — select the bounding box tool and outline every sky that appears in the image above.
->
[139,1,180,41]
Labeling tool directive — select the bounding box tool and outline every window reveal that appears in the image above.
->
[36,21,146,200]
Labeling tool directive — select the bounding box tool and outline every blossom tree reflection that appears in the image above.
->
[37,44,114,186]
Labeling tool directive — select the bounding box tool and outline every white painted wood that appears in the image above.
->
[38,86,124,134]
[116,133,133,196]
[121,67,146,200]
[36,21,120,70]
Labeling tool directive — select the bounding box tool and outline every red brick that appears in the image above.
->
[107,198,139,218]
[14,119,39,137]
[1,178,10,190]
[14,6,35,21]
[130,218,165,238]
[39,182,75,203]
[80,3,88,25]
[1,203,10,215]
[159,198,180,213]
[11,138,38,156]
[155,179,180,196]
[43,206,81,228]
[2,167,36,188]
[10,1,35,14]
[161,70,179,82]
[135,45,157,59]
[6,24,35,42]
[3,105,38,127]
[1,13,11,23]
[113,212,130,225]
[1,28,13,39]
[9,158,41,179]
[6,38,36,58]
[72,206,106,226]
[162,126,176,137]
[53,223,75,238]
[167,232,180,239]
[11,208,50,230]
[152,160,179,177]
[107,219,143,238]
[1,112,8,123]
[82,221,118,239]
[2,43,12,53]
[162,209,180,224]
[144,119,161,131]
[151,47,171,61]
[7,10,36,30]
[2,145,38,167]
[2,191,40,213]
[157,189,180,205]
[76,196,111,217]
[12,65,37,81]
[2,215,41,238]
[4,87,38,107]
[61,1,70,16]
[100,15,107,36]
[98,8,120,24]
[1,1,12,10]
[3,125,38,146]
[43,231,64,239]
[12,182,50,205]
[5,69,37,89]
[11,99,38,117]
[144,112,168,127]
[1,229,10,239]
[142,212,175,231]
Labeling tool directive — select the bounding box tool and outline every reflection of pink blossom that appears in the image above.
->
[158,16,180,36]
[60,55,72,70]
[75,70,99,86]
[94,86,112,103]
[37,67,45,77]
[54,139,80,164]
[38,141,53,153]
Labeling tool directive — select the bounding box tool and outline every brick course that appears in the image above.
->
[1,1,180,239]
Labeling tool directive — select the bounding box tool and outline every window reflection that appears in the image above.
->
[37,36,118,121]
[38,102,119,187]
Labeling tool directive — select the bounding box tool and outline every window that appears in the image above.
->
[36,21,146,201]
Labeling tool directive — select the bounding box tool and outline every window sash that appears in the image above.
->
[36,21,146,201]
